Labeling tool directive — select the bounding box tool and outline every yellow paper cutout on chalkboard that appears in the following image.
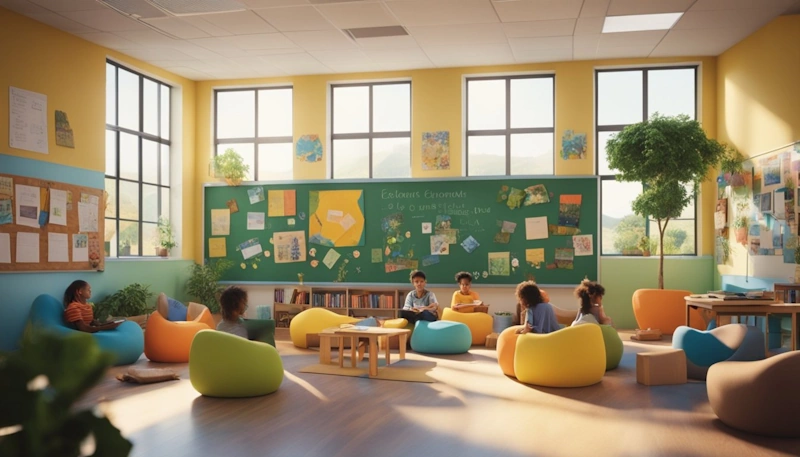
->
[208,238,226,258]
[525,248,544,267]
[309,190,365,247]
[268,190,296,217]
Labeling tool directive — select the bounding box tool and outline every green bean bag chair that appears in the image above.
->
[189,330,283,397]
[600,324,623,371]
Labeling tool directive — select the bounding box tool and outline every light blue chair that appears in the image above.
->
[28,294,144,365]
[410,320,471,354]
[672,324,764,380]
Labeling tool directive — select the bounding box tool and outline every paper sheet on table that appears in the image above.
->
[48,232,69,262]
[15,184,40,228]
[0,233,10,263]
[16,232,39,263]
[72,234,88,262]
[49,189,67,226]
[78,202,98,232]
[525,216,548,240]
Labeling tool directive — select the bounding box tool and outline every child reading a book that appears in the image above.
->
[63,280,123,333]
[217,285,248,338]
[401,270,439,324]
[515,280,559,334]
[451,271,482,312]
[571,279,613,326]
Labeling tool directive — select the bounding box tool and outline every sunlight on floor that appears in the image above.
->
[102,380,198,435]
[283,370,330,402]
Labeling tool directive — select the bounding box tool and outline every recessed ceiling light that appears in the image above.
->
[602,13,683,33]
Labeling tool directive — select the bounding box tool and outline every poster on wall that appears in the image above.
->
[9,86,48,154]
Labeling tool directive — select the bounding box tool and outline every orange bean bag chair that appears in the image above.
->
[144,309,213,362]
[441,308,493,345]
[497,325,524,377]
[632,289,707,335]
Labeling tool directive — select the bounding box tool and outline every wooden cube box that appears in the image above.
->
[485,332,498,349]
[637,349,687,386]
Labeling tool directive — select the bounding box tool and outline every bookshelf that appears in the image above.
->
[273,286,408,324]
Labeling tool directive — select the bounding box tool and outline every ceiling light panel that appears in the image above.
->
[602,13,683,33]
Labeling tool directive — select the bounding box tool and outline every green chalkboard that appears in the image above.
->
[204,176,598,286]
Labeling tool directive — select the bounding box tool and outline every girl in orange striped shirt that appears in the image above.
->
[63,280,121,333]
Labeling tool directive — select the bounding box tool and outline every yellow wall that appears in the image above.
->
[0,8,197,259]
[716,15,800,277]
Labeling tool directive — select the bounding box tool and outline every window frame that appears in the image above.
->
[330,80,412,179]
[105,60,172,258]
[465,74,555,176]
[213,86,294,181]
[595,65,699,256]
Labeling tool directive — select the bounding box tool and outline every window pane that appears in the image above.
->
[649,219,695,255]
[373,137,411,179]
[648,69,695,120]
[217,91,255,139]
[333,139,369,179]
[119,132,139,181]
[217,144,254,181]
[160,144,170,186]
[597,131,619,176]
[468,135,506,176]
[601,180,643,255]
[258,88,292,137]
[160,189,170,221]
[468,80,505,130]
[142,139,158,184]
[119,180,139,220]
[119,220,139,256]
[598,71,642,126]
[105,218,117,257]
[511,78,553,128]
[143,79,159,136]
[143,222,158,255]
[142,184,159,223]
[118,68,140,131]
[510,133,553,175]
[105,178,117,218]
[257,143,293,180]
[160,84,170,140]
[106,62,116,126]
[105,130,116,177]
[373,84,410,133]
[333,86,369,134]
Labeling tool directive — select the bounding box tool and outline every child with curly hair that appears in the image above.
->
[572,279,613,326]
[515,280,559,334]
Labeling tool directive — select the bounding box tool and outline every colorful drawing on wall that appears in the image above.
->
[435,215,452,230]
[248,187,265,204]
[525,248,544,267]
[296,134,323,162]
[461,235,480,253]
[208,238,226,257]
[322,248,341,269]
[523,184,550,206]
[309,190,365,247]
[572,235,593,256]
[268,189,297,217]
[210,208,230,235]
[507,188,525,209]
[558,194,582,227]
[760,192,773,213]
[274,231,306,263]
[554,247,574,269]
[55,110,74,148]
[236,238,263,260]
[226,199,239,214]
[0,199,11,225]
[435,228,458,244]
[762,155,781,187]
[488,252,510,276]
[560,130,587,160]
[421,131,450,170]
[430,235,449,255]
[715,198,728,230]
[371,248,383,263]
[548,225,581,236]
[385,258,418,273]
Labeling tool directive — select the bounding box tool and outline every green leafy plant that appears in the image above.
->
[95,283,154,321]
[717,236,730,264]
[637,235,652,255]
[733,215,749,230]
[606,113,726,288]
[156,217,177,252]
[720,146,745,180]
[186,259,233,314]
[0,331,132,457]
[794,244,800,265]
[212,148,249,186]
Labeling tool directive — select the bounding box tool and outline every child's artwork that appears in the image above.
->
[548,224,581,236]
[237,238,263,260]
[525,216,548,240]
[274,231,306,263]
[385,258,419,273]
[760,192,772,213]
[507,187,525,209]
[210,208,230,236]
[461,235,480,253]
[381,213,404,233]
[421,131,450,170]
[296,134,323,162]
[761,155,781,187]
[500,220,517,233]
[714,198,727,230]
[493,232,510,244]
[55,110,74,148]
[431,235,449,255]
[435,228,458,244]
[488,252,510,276]
[558,194,582,227]
[435,215,452,230]
[560,130,587,160]
[208,238,226,258]
[322,248,341,269]
[248,187,265,204]
[572,235,593,256]
[226,199,239,214]
[0,177,12,196]
[525,248,544,267]
[421,222,432,234]
[247,212,265,230]
[371,248,383,263]
[0,199,12,225]
[309,190,365,247]
[422,255,440,266]
[554,247,574,269]
[72,234,88,262]
[268,189,297,217]
[523,184,550,206]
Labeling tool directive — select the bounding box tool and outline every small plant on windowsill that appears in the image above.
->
[212,148,249,186]
[637,235,652,257]
[156,217,177,257]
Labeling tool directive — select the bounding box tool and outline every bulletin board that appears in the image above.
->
[0,173,105,272]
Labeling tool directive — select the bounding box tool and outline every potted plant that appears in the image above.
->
[212,148,249,186]
[95,283,154,329]
[733,215,749,246]
[637,235,652,257]
[156,217,177,257]
[794,244,800,283]
[606,113,726,289]
[493,311,513,334]
[720,146,746,187]
[186,259,233,314]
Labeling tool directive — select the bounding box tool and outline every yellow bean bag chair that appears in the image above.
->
[497,325,524,377]
[514,324,606,387]
[144,309,212,362]
[382,318,409,329]
[632,289,707,334]
[289,308,359,348]
[190,330,283,398]
[442,308,493,345]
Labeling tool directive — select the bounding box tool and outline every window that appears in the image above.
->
[597,66,698,255]
[105,61,171,257]
[331,82,411,179]
[214,87,293,181]
[466,75,554,176]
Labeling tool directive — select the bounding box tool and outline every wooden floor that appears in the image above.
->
[78,329,800,457]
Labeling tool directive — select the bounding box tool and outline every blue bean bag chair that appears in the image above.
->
[28,294,144,366]
[410,320,471,354]
[672,324,765,380]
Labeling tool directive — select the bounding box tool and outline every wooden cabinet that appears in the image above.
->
[274,287,409,323]
[774,283,800,303]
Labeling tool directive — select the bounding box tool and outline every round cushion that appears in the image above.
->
[442,308,493,345]
[514,324,606,387]
[190,330,283,397]
[497,325,524,377]
[289,308,359,348]
[600,324,623,370]
[410,320,471,354]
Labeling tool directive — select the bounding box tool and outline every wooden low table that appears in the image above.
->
[318,327,411,377]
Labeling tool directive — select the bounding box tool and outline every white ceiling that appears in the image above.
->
[2,0,799,80]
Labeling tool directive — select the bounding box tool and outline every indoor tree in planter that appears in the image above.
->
[212,148,249,186]
[606,113,726,289]
[186,259,233,314]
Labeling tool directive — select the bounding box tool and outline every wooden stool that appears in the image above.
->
[636,349,687,386]
[485,332,498,349]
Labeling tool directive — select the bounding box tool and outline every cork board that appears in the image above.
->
[0,173,105,272]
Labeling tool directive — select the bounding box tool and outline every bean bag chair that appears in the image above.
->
[289,308,359,348]
[27,294,144,366]
[157,293,216,329]
[497,325,524,377]
[600,324,623,370]
[410,320,471,354]
[514,324,606,387]
[190,330,283,397]
[144,309,212,362]
[672,324,765,380]
[243,318,277,347]
[442,308,492,345]
[707,351,800,437]
[632,289,707,334]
